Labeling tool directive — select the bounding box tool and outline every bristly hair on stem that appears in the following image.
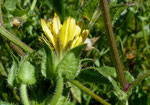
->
[101,0,127,90]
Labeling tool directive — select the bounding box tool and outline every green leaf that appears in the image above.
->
[56,95,68,105]
[124,71,134,84]
[53,94,75,105]
[7,54,19,87]
[82,0,99,20]
[98,66,117,78]
[41,45,55,79]
[0,61,7,77]
[96,67,128,100]
[110,0,118,6]
[143,76,150,87]
[107,76,127,101]
[68,82,82,103]
[77,69,109,84]
[12,8,29,17]
[18,59,36,85]
[4,0,19,11]
[57,44,86,80]
[111,6,128,25]
[0,101,13,105]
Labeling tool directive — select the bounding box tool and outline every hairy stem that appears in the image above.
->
[50,75,63,105]
[127,70,150,96]
[10,42,25,56]
[71,80,110,105]
[101,0,127,89]
[20,84,30,105]
[0,26,34,53]
[0,0,2,24]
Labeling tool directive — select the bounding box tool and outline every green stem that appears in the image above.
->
[0,61,7,77]
[127,70,150,96]
[101,0,127,89]
[118,100,128,105]
[71,80,111,105]
[0,0,3,24]
[13,88,20,102]
[141,21,149,53]
[20,84,30,105]
[0,26,34,53]
[50,75,63,105]
[89,3,101,29]
[30,0,37,11]
[111,3,135,9]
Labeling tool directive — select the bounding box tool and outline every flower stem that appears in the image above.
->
[70,80,111,105]
[0,26,34,53]
[50,75,63,105]
[101,0,127,89]
[20,84,30,105]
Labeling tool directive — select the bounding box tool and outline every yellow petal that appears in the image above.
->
[81,30,89,43]
[74,36,82,47]
[41,19,56,48]
[71,25,81,40]
[41,34,54,50]
[53,13,61,36]
[60,17,70,48]
[70,36,82,49]
[67,18,75,42]
[47,21,57,38]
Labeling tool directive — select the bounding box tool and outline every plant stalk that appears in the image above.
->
[127,70,150,96]
[0,0,2,24]
[10,42,25,56]
[20,84,30,105]
[71,80,111,105]
[0,26,34,53]
[50,75,63,105]
[141,21,149,53]
[101,0,127,89]
[30,0,37,11]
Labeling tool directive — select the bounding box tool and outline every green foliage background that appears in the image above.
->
[0,0,150,105]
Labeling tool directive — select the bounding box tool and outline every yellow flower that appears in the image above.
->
[41,13,89,53]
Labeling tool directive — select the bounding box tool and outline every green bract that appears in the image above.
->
[41,45,55,79]
[7,54,19,87]
[41,44,86,80]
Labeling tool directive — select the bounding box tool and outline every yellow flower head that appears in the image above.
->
[41,13,89,53]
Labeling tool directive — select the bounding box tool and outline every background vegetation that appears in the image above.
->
[0,0,150,105]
